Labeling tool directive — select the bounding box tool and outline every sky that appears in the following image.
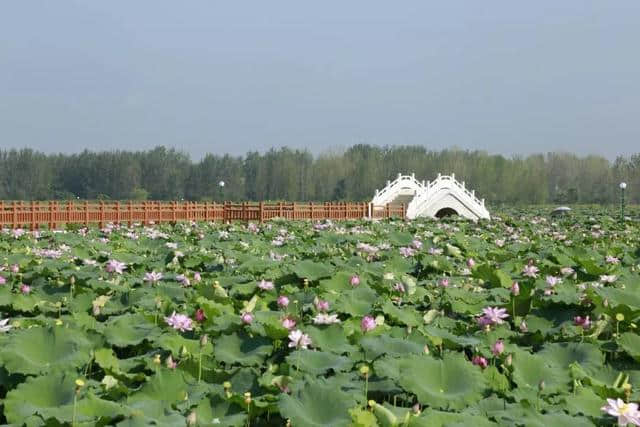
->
[1,1,639,160]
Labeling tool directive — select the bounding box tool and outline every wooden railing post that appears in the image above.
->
[84,201,89,227]
[259,201,264,223]
[386,203,390,219]
[99,201,105,228]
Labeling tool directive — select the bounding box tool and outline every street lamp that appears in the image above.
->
[218,181,225,202]
[620,182,627,223]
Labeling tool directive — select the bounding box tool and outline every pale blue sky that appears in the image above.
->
[1,1,639,159]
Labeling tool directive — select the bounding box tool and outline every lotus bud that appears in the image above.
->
[153,354,161,365]
[359,365,370,377]
[244,391,252,405]
[538,380,545,392]
[186,410,197,426]
[70,276,76,285]
[200,334,209,347]
[412,403,421,414]
[423,345,430,355]
[368,400,376,408]
[505,353,513,366]
[180,345,189,357]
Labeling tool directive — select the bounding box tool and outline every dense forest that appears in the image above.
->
[0,145,638,205]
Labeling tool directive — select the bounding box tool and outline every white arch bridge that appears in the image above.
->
[370,173,490,221]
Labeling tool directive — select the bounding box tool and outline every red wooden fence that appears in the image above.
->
[0,201,406,230]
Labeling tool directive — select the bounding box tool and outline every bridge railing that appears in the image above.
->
[0,200,406,230]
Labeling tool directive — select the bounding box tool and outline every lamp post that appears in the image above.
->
[218,180,225,202]
[620,182,627,223]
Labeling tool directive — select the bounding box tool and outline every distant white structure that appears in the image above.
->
[371,173,490,221]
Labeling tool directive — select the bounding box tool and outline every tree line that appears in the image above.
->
[0,145,638,205]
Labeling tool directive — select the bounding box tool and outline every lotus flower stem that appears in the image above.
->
[198,351,203,383]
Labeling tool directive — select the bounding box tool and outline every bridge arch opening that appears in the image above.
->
[435,207,458,218]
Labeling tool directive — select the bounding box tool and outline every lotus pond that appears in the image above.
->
[1,208,640,426]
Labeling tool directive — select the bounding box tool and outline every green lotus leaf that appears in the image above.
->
[103,313,162,347]
[410,409,497,427]
[0,326,93,375]
[381,300,421,327]
[360,335,425,360]
[335,286,378,316]
[278,380,357,427]
[128,369,210,410]
[195,394,247,427]
[350,408,379,427]
[516,412,596,427]
[215,332,273,366]
[286,350,352,375]
[563,387,605,418]
[511,349,567,394]
[154,333,214,357]
[320,271,359,293]
[292,260,334,281]
[537,342,604,375]
[375,353,486,410]
[619,332,640,361]
[4,371,130,424]
[306,325,358,354]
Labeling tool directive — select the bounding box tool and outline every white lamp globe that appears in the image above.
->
[218,181,225,187]
[620,182,627,190]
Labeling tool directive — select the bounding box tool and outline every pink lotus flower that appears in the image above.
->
[144,271,163,283]
[315,298,329,312]
[601,398,640,426]
[164,311,194,332]
[467,258,476,268]
[574,316,591,329]
[511,282,520,296]
[522,264,539,278]
[193,272,202,282]
[313,313,341,325]
[519,319,528,333]
[0,276,6,285]
[350,275,361,287]
[105,260,125,274]
[176,274,190,287]
[605,255,620,265]
[545,275,561,287]
[478,307,509,327]
[472,355,488,369]
[438,278,450,288]
[361,315,376,333]
[288,329,312,349]
[20,284,31,294]
[411,239,423,250]
[282,317,297,330]
[241,312,253,324]
[277,295,290,308]
[491,340,505,356]
[166,355,177,369]
[195,308,206,323]
[10,264,19,273]
[600,275,617,284]
[399,247,416,257]
[428,247,443,255]
[393,282,405,293]
[258,280,274,291]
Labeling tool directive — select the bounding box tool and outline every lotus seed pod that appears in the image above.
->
[223,381,232,390]
[153,354,161,365]
[616,313,625,322]
[200,334,209,347]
